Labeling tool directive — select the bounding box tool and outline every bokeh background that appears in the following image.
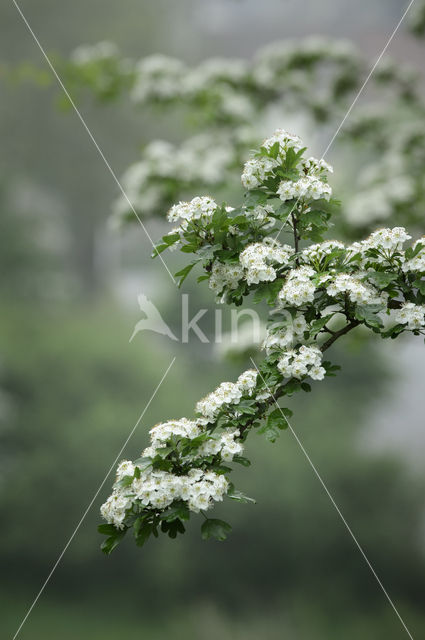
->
[1,1,425,638]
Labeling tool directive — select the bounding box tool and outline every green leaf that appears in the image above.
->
[100,528,126,555]
[413,279,425,295]
[174,262,197,287]
[161,501,190,522]
[258,408,290,442]
[244,190,267,207]
[133,457,152,471]
[367,271,398,289]
[152,243,169,257]
[268,407,291,428]
[201,518,232,541]
[227,484,256,504]
[98,523,119,536]
[153,445,173,459]
[233,455,251,467]
[355,305,384,328]
[161,518,186,538]
[310,314,333,337]
[134,523,152,547]
[237,402,257,415]
[115,475,134,489]
[268,141,280,159]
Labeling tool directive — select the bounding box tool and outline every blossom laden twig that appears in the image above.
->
[99,129,425,553]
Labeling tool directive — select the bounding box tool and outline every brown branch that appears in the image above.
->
[291,212,299,260]
[320,320,359,352]
[239,318,360,438]
[387,299,403,310]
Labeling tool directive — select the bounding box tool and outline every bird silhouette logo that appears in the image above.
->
[129,294,178,343]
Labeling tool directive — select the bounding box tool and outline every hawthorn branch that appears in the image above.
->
[239,319,360,438]
[291,211,300,260]
[320,320,360,352]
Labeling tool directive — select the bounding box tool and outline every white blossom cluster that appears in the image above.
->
[183,58,249,93]
[302,240,345,262]
[71,41,121,65]
[131,54,187,102]
[344,112,421,227]
[277,175,332,202]
[239,240,294,285]
[143,417,201,458]
[252,37,361,90]
[196,369,258,424]
[394,302,425,330]
[278,266,317,307]
[403,239,425,272]
[241,129,333,206]
[101,118,425,552]
[196,429,244,462]
[348,227,412,265]
[113,136,235,222]
[167,196,217,231]
[263,314,308,353]
[241,157,279,189]
[100,490,133,529]
[209,261,244,295]
[302,157,334,175]
[131,54,254,121]
[101,467,229,527]
[346,175,415,226]
[360,227,412,251]
[241,129,303,189]
[101,368,260,528]
[326,274,384,305]
[277,345,326,381]
[245,204,276,228]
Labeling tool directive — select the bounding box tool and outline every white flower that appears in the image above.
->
[100,491,133,529]
[131,54,186,103]
[240,241,293,285]
[278,175,332,203]
[168,196,217,230]
[302,240,345,263]
[116,460,135,480]
[236,369,258,395]
[262,129,303,153]
[394,302,425,330]
[352,227,412,256]
[209,261,244,295]
[278,266,316,307]
[326,274,382,305]
[402,238,425,273]
[277,345,325,381]
[302,157,333,175]
[241,157,278,189]
[196,381,243,423]
[149,418,201,447]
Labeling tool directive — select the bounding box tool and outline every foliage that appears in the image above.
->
[17,35,425,234]
[99,129,425,552]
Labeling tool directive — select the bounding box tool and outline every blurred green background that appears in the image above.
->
[1,1,425,638]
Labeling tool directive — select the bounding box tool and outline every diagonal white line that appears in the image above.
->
[321,0,416,160]
[12,356,176,640]
[11,0,176,285]
[274,0,416,243]
[250,357,415,640]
